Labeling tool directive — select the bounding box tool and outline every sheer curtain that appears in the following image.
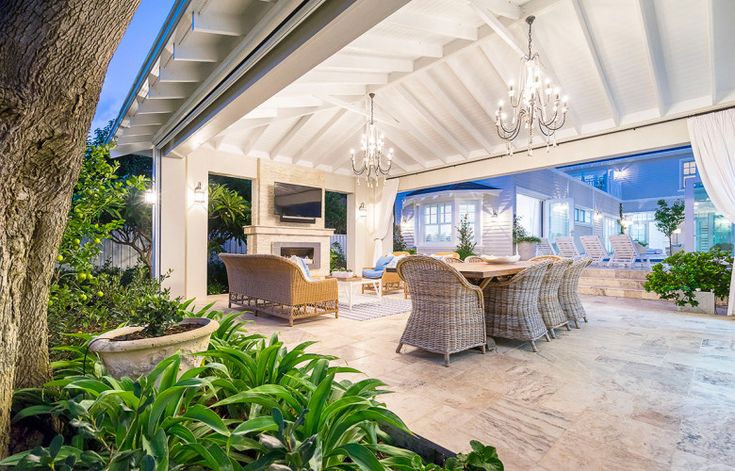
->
[371,178,400,262]
[687,108,735,315]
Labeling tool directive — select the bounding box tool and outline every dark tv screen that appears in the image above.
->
[274,182,322,218]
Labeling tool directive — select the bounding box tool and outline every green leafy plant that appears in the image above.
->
[654,199,685,255]
[455,215,477,260]
[325,191,347,234]
[644,248,733,307]
[208,182,250,254]
[6,314,504,470]
[512,216,540,244]
[330,241,347,271]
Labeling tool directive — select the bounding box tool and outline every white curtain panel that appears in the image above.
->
[372,178,400,262]
[687,108,735,315]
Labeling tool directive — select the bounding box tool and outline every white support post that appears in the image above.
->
[151,147,162,279]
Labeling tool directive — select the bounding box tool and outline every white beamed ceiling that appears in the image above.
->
[114,0,735,175]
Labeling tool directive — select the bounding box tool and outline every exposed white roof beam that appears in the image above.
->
[309,116,364,167]
[295,109,349,160]
[444,58,502,127]
[346,34,444,58]
[191,12,245,36]
[111,143,152,158]
[381,129,432,169]
[123,125,160,137]
[472,0,522,19]
[319,53,415,73]
[147,82,196,99]
[469,0,524,56]
[276,106,328,120]
[136,99,183,114]
[117,134,153,145]
[419,72,495,153]
[635,0,668,116]
[316,94,401,128]
[707,0,733,104]
[240,126,268,158]
[128,114,168,127]
[283,82,366,97]
[268,95,323,108]
[570,0,619,125]
[269,115,311,159]
[158,62,209,82]
[301,70,388,85]
[385,13,478,41]
[397,85,470,157]
[173,42,220,62]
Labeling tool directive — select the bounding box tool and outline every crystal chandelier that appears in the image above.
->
[495,16,568,156]
[351,93,393,188]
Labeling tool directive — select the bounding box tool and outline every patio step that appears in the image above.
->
[578,267,660,300]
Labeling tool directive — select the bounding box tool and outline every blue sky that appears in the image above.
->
[91,1,175,132]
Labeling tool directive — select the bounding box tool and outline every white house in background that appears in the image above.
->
[107,0,735,299]
[399,169,621,256]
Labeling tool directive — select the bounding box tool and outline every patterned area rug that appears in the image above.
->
[338,298,412,321]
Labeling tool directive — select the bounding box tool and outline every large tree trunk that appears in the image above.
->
[0,0,140,455]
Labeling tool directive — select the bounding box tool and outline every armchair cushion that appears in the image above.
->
[362,268,384,279]
[374,255,394,271]
[289,256,313,281]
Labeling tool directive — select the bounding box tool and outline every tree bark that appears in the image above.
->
[0,0,140,456]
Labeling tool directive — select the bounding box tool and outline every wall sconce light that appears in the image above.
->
[143,188,157,205]
[193,182,206,204]
[490,209,499,218]
[358,202,367,218]
[593,209,602,221]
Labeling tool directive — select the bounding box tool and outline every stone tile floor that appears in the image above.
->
[208,294,735,470]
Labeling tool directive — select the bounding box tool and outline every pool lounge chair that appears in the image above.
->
[555,236,579,258]
[579,235,610,265]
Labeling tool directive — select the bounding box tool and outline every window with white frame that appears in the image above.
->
[458,201,479,240]
[681,159,697,189]
[574,207,592,225]
[423,202,453,243]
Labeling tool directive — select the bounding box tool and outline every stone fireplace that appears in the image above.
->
[243,225,333,276]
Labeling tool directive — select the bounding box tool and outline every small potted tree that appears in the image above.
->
[654,199,685,255]
[644,248,732,314]
[456,214,477,260]
[513,216,541,260]
[90,295,219,378]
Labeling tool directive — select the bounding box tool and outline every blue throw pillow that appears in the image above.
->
[374,255,394,271]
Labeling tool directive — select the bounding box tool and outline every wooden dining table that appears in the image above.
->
[386,261,534,289]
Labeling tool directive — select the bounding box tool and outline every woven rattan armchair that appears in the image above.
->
[219,254,338,326]
[484,260,551,352]
[396,256,486,366]
[464,256,485,263]
[560,257,593,328]
[536,258,573,338]
[529,255,562,263]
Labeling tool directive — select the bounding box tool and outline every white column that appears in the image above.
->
[151,147,162,279]
[184,152,209,300]
[160,156,187,297]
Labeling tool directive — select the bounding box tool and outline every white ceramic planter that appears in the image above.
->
[676,291,716,315]
[516,242,537,261]
[89,317,219,379]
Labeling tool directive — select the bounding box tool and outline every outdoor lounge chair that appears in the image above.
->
[535,258,573,338]
[396,256,486,366]
[579,235,610,264]
[362,252,408,294]
[608,234,650,267]
[559,258,593,328]
[483,260,552,352]
[536,238,556,256]
[555,236,579,258]
[219,254,338,326]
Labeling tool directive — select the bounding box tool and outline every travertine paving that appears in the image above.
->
[209,294,735,470]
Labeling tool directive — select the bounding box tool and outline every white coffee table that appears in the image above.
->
[328,276,382,310]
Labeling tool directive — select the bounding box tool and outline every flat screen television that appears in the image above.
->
[274,182,322,220]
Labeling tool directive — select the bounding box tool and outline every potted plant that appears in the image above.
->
[644,248,732,314]
[513,216,541,260]
[456,214,477,260]
[89,296,219,378]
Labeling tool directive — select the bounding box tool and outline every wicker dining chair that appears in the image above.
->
[396,256,486,366]
[484,260,551,352]
[536,258,573,338]
[559,258,593,328]
[443,256,464,263]
[464,256,485,263]
[529,255,562,263]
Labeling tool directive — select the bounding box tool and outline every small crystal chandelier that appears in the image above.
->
[495,16,568,156]
[351,93,393,188]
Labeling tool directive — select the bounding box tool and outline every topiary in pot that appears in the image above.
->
[644,248,732,309]
[513,216,541,260]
